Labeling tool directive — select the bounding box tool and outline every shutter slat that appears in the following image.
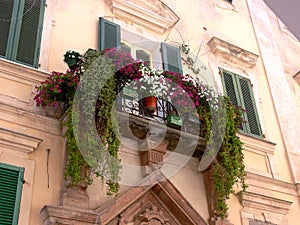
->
[99,17,121,51]
[161,43,183,74]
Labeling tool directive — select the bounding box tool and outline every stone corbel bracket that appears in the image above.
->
[111,0,179,34]
[207,37,259,68]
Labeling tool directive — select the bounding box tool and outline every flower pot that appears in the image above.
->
[43,102,68,119]
[167,115,182,128]
[143,96,157,114]
[65,58,79,70]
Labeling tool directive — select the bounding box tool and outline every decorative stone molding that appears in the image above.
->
[238,191,292,225]
[111,0,179,34]
[207,37,259,68]
[139,138,168,176]
[0,127,42,154]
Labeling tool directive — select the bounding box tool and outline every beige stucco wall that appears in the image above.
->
[1,0,300,224]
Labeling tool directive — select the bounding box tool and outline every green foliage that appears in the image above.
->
[36,47,247,209]
[210,97,246,220]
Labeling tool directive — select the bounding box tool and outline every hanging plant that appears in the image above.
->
[34,47,247,209]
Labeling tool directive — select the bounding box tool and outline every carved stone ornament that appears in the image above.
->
[111,0,179,33]
[207,37,259,68]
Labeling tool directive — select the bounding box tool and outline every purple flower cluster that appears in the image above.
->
[34,70,79,107]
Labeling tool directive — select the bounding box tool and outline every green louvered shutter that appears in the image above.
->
[237,76,262,137]
[161,43,182,74]
[0,163,24,225]
[15,0,45,67]
[221,70,246,132]
[99,17,121,51]
[0,0,15,57]
[221,69,262,137]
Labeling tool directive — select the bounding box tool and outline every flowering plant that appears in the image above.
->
[34,70,80,107]
[64,50,82,69]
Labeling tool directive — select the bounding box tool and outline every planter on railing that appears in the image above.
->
[142,96,157,114]
[167,114,182,128]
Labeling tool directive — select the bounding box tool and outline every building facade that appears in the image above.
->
[0,0,300,224]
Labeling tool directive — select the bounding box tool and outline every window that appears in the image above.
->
[221,69,263,137]
[121,42,152,67]
[0,162,24,225]
[98,17,182,74]
[0,0,45,68]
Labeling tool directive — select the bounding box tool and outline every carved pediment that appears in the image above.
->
[40,172,207,225]
[97,171,207,225]
[111,0,179,34]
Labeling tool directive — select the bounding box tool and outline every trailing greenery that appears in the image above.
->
[35,48,247,212]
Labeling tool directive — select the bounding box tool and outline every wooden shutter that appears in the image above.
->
[161,43,182,74]
[0,163,24,225]
[221,69,262,137]
[237,76,262,136]
[99,17,121,51]
[15,0,45,67]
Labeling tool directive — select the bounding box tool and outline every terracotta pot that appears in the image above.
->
[143,96,157,113]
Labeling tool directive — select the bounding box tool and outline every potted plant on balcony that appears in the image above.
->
[34,70,80,118]
[35,48,247,217]
[64,50,82,70]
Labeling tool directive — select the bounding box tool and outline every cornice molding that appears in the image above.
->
[0,58,49,84]
[0,127,42,154]
[111,0,179,34]
[0,103,62,136]
[239,191,292,215]
[246,172,297,196]
[238,133,276,155]
[207,36,259,68]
